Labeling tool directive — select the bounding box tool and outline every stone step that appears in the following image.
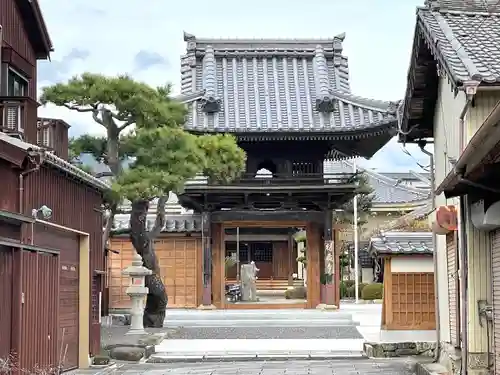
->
[164,310,354,322]
[163,318,358,327]
[148,351,365,363]
[151,339,366,363]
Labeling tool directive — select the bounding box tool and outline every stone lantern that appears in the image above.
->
[122,252,152,335]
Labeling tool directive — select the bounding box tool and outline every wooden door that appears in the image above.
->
[272,241,289,279]
[390,272,435,330]
[156,237,201,308]
[58,236,80,371]
[491,229,500,375]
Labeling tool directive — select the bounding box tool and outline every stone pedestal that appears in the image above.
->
[122,252,152,335]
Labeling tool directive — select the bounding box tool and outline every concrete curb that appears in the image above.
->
[147,352,367,363]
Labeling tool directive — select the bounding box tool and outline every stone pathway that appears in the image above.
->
[72,359,414,374]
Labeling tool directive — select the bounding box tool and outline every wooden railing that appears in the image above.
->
[185,172,357,187]
[0,97,28,136]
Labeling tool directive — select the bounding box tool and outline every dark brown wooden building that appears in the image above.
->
[0,0,108,372]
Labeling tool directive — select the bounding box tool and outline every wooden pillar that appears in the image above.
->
[319,210,336,308]
[334,228,341,307]
[306,222,321,308]
[287,232,294,285]
[199,212,216,309]
[211,222,223,309]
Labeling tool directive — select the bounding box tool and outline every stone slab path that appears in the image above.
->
[72,359,414,374]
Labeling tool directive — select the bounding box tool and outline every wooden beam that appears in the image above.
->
[211,210,324,224]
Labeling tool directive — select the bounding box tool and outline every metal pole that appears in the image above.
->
[353,158,359,303]
[236,227,240,283]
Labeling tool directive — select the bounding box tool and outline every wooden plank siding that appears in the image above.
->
[0,246,13,361]
[108,235,203,309]
[23,165,104,355]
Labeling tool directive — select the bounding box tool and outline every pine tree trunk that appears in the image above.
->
[129,199,168,328]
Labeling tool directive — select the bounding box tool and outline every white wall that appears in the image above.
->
[433,77,466,343]
[391,256,434,273]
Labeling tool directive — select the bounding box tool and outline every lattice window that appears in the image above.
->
[250,242,273,262]
[292,162,315,175]
[3,103,22,132]
[91,276,101,323]
[37,121,53,148]
[225,242,249,262]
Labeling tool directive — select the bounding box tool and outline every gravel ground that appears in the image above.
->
[172,326,363,340]
[77,359,414,374]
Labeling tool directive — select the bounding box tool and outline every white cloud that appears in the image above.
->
[37,0,425,170]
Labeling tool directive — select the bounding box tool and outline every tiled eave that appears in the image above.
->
[368,231,433,257]
[0,133,109,191]
[111,213,202,234]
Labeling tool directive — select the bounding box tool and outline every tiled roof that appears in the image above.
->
[112,213,201,234]
[0,133,109,191]
[417,1,500,85]
[324,160,430,204]
[181,32,400,133]
[368,231,433,256]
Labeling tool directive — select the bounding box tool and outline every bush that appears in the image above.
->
[361,283,383,300]
[344,280,355,288]
[284,286,307,299]
[343,283,367,298]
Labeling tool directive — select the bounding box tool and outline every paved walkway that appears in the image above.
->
[78,359,413,374]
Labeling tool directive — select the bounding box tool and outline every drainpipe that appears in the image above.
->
[19,153,43,243]
[418,141,440,362]
[459,195,469,375]
[19,165,40,214]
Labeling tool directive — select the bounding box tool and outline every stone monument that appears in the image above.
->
[240,261,259,301]
[122,252,152,335]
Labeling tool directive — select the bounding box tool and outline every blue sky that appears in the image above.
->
[37,0,431,173]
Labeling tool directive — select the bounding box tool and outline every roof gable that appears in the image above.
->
[180,32,400,135]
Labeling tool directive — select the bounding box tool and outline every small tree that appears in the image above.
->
[41,73,246,327]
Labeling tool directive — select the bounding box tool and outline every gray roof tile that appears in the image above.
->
[368,231,433,256]
[417,1,500,85]
[324,160,430,204]
[180,33,400,133]
[112,214,201,233]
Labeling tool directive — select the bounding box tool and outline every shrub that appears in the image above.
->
[284,286,307,299]
[339,281,348,298]
[344,283,367,298]
[344,280,355,288]
[361,282,383,300]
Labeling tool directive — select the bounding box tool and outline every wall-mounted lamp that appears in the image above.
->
[32,205,53,220]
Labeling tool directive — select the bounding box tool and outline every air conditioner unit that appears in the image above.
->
[470,200,500,231]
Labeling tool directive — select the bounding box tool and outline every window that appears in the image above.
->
[37,127,53,148]
[7,68,28,97]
